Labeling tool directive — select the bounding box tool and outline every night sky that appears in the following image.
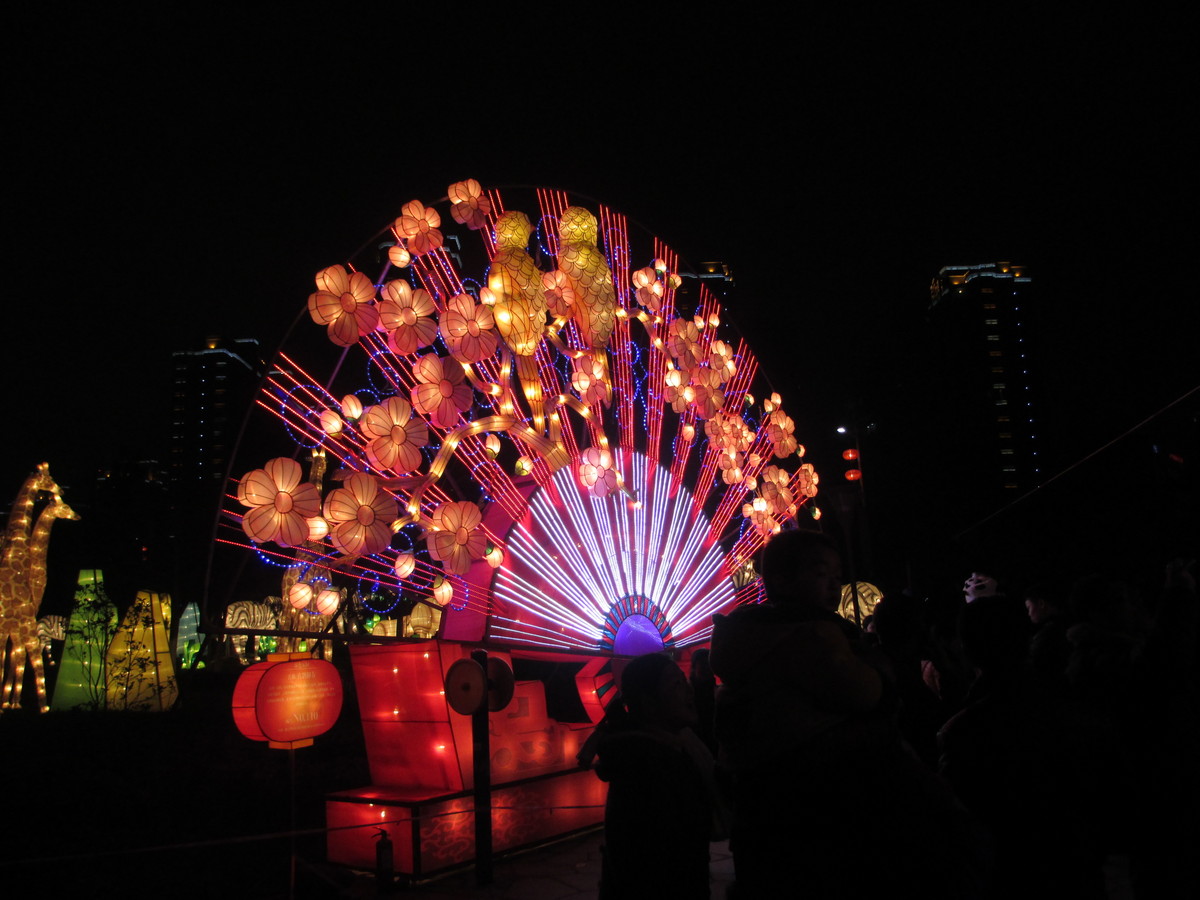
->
[7,13,1193,593]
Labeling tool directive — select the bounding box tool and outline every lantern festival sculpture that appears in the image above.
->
[1,465,78,712]
[224,182,819,653]
[219,182,822,874]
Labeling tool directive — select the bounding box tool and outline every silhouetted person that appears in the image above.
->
[593,652,718,899]
[1024,580,1073,687]
[713,530,978,898]
[689,647,718,754]
[938,595,1104,898]
[873,591,946,768]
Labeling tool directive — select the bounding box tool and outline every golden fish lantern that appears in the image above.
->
[288,582,314,610]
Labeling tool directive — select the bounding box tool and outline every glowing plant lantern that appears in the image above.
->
[52,569,117,712]
[232,654,343,749]
[106,590,177,712]
[484,434,501,459]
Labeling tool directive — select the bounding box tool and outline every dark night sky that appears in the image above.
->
[6,12,1194,586]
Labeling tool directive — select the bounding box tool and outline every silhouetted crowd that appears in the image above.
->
[585,529,1198,898]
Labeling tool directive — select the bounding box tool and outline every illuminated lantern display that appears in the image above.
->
[175,601,203,670]
[105,590,178,712]
[218,183,823,874]
[288,582,314,610]
[1,465,76,712]
[839,581,884,622]
[220,181,824,665]
[314,588,341,616]
[232,653,343,749]
[51,569,117,712]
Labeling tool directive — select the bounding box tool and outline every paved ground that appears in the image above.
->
[337,829,736,899]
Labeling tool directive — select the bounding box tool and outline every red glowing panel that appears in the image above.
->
[232,655,343,747]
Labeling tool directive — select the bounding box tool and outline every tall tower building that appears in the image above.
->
[169,337,263,488]
[168,336,264,605]
[927,262,1041,520]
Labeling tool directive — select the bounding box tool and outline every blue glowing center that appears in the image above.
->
[612,614,665,656]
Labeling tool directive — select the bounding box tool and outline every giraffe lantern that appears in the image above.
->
[1,465,77,712]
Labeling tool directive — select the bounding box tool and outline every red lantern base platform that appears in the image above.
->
[325,641,606,878]
[326,770,604,878]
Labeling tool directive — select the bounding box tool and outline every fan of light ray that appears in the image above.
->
[487,452,735,653]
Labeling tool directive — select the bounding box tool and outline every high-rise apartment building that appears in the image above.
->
[169,337,263,488]
[928,262,1041,513]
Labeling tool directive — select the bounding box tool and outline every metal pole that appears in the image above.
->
[471,649,493,886]
[288,747,297,900]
